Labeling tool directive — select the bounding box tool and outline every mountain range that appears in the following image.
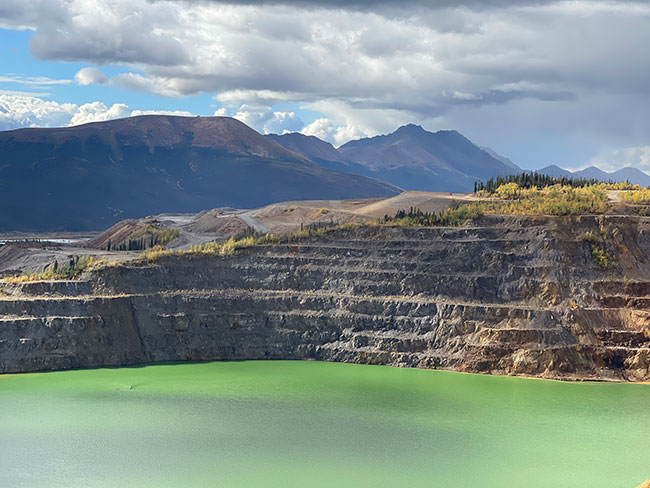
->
[536,164,650,187]
[0,116,398,231]
[1,114,649,232]
[269,124,519,192]
[270,129,650,190]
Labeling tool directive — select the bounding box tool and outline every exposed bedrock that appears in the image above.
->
[2,215,650,381]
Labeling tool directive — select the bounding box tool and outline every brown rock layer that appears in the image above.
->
[1,215,650,380]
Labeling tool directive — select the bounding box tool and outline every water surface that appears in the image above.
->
[1,361,649,487]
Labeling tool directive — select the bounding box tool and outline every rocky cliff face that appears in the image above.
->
[2,215,650,381]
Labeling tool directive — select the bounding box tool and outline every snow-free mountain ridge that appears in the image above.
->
[536,164,650,187]
[0,115,399,231]
[269,125,521,192]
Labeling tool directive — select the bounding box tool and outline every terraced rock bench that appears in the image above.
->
[1,215,649,381]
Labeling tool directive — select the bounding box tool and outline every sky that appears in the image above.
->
[0,0,649,171]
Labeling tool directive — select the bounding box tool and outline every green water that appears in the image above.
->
[1,361,649,487]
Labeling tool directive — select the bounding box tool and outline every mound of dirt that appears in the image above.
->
[355,191,465,218]
[86,220,140,250]
[187,210,249,234]
[0,242,51,269]
[253,203,370,234]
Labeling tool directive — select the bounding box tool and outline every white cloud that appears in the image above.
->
[590,146,650,172]
[301,99,422,145]
[0,93,195,130]
[109,72,185,98]
[232,104,303,134]
[300,118,367,146]
[215,90,303,106]
[74,67,108,86]
[0,75,71,86]
[300,118,336,140]
[0,93,78,130]
[1,0,650,166]
[68,101,132,126]
[130,108,194,117]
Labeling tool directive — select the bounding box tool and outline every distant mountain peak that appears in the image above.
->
[479,145,520,171]
[334,124,520,190]
[395,123,426,134]
[265,132,348,164]
[268,123,523,193]
[534,163,650,186]
[537,164,567,172]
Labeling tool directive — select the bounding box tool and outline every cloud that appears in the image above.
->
[68,101,131,125]
[232,104,303,134]
[0,93,78,130]
[162,0,564,13]
[0,93,195,130]
[25,0,190,66]
[0,75,71,87]
[215,89,304,107]
[1,0,650,166]
[590,146,650,172]
[72,68,188,97]
[130,108,194,118]
[74,67,108,86]
[7,0,648,102]
[300,117,366,146]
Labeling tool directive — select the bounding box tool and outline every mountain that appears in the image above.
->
[535,164,573,178]
[575,166,616,181]
[536,164,650,186]
[295,124,519,192]
[610,167,650,187]
[479,146,520,171]
[266,133,346,165]
[265,132,378,178]
[0,115,399,231]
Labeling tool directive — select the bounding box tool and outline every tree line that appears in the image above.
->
[474,172,607,194]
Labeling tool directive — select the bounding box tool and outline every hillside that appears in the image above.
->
[266,133,347,165]
[270,125,520,192]
[0,115,399,232]
[337,125,519,191]
[266,132,378,178]
[479,146,520,170]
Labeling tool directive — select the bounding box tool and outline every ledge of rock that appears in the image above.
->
[1,215,650,381]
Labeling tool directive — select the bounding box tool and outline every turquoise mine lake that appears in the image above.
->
[1,361,649,487]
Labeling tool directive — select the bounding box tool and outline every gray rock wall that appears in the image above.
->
[2,215,650,381]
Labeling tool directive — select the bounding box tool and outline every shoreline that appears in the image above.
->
[3,359,650,386]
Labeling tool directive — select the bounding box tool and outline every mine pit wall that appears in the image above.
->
[1,215,650,381]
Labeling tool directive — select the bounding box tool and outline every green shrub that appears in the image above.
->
[382,203,484,227]
[582,231,609,268]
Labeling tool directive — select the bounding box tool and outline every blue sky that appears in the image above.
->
[1,28,279,116]
[1,1,650,172]
[0,26,320,130]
